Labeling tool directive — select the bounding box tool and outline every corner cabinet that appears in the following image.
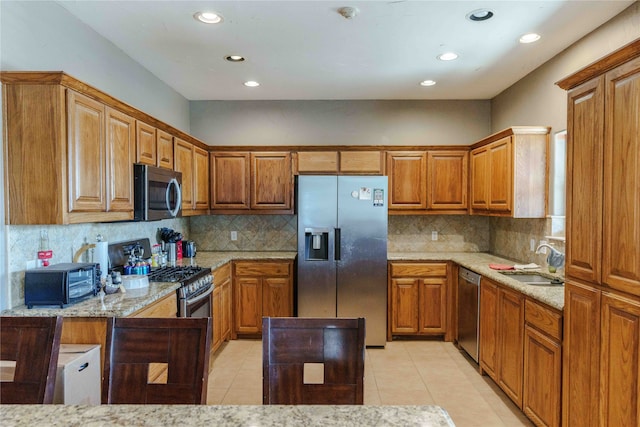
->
[557,41,640,427]
[210,151,293,214]
[3,78,135,224]
[470,127,550,217]
[233,260,293,337]
[388,262,449,340]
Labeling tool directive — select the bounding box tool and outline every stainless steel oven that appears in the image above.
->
[180,286,213,318]
[147,266,214,318]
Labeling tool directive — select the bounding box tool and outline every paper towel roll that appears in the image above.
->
[95,241,109,279]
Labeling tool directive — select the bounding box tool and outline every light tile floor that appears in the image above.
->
[207,339,533,427]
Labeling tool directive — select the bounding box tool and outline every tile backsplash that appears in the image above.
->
[6,218,188,308]
[388,215,490,252]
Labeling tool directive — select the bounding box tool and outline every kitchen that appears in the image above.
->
[1,1,639,426]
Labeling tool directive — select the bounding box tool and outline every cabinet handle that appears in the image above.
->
[334,228,341,261]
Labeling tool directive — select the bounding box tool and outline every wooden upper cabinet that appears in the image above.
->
[296,151,339,174]
[156,130,174,169]
[602,56,640,295]
[174,138,194,211]
[295,150,383,175]
[193,146,209,211]
[210,152,251,210]
[106,107,135,212]
[135,121,156,166]
[174,139,209,215]
[67,90,106,213]
[470,127,549,218]
[470,146,489,210]
[251,152,292,210]
[565,77,604,285]
[386,151,427,210]
[427,150,468,211]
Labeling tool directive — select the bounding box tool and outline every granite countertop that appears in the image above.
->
[0,404,455,427]
[1,282,181,318]
[389,252,564,311]
[195,251,298,271]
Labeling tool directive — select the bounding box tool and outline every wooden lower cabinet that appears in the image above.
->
[211,262,232,355]
[523,299,563,427]
[479,278,524,408]
[233,260,293,337]
[388,262,448,340]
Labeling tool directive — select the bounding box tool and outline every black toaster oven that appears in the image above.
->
[25,263,100,308]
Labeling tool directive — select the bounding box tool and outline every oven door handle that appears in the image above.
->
[185,285,214,305]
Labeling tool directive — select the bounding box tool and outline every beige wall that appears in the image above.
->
[190,100,490,147]
[491,2,639,135]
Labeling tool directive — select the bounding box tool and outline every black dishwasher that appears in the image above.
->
[457,267,481,362]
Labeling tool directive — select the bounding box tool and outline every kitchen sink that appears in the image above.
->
[499,272,564,286]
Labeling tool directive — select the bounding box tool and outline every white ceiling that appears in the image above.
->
[57,0,634,101]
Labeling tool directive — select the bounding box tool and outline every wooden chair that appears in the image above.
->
[102,317,211,404]
[262,317,365,405]
[0,316,63,404]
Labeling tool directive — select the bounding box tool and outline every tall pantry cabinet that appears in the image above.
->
[557,40,640,427]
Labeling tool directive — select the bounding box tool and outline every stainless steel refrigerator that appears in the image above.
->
[297,175,388,347]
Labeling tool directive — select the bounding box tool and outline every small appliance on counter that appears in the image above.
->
[24,263,100,308]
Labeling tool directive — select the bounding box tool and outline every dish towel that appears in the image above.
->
[513,263,540,270]
[488,264,515,270]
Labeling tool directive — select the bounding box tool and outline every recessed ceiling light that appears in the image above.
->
[438,52,458,61]
[466,9,494,21]
[194,11,223,24]
[225,55,245,62]
[519,33,541,44]
[244,81,260,87]
[420,80,436,87]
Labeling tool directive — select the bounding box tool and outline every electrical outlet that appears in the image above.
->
[230,231,238,241]
[530,238,536,252]
[431,231,438,241]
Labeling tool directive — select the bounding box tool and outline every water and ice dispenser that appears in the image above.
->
[304,228,329,261]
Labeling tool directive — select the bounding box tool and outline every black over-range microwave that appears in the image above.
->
[134,164,182,221]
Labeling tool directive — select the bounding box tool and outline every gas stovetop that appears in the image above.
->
[148,266,208,283]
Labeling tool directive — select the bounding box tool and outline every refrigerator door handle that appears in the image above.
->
[334,228,341,260]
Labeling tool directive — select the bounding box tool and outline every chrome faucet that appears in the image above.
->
[536,243,565,268]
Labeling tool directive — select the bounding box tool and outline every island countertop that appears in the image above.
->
[0,404,455,427]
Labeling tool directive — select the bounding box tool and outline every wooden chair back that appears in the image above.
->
[262,317,365,405]
[102,317,211,404]
[0,316,63,404]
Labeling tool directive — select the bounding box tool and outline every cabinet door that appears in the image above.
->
[262,277,292,318]
[599,292,640,427]
[193,146,210,211]
[156,130,173,169]
[221,277,232,341]
[523,325,561,427]
[296,151,338,174]
[419,278,447,333]
[479,278,498,380]
[565,78,604,285]
[386,151,427,210]
[174,138,194,211]
[340,151,384,174]
[562,281,601,427]
[427,150,468,210]
[488,137,512,212]
[136,121,156,166]
[250,152,292,210]
[67,90,106,212]
[498,287,524,408]
[470,147,489,211]
[211,152,250,209]
[211,286,222,353]
[391,278,420,334]
[105,108,135,212]
[234,277,262,334]
[602,57,640,295]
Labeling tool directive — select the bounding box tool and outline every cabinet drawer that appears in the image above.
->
[525,299,562,341]
[234,261,290,277]
[213,263,231,286]
[390,263,447,278]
